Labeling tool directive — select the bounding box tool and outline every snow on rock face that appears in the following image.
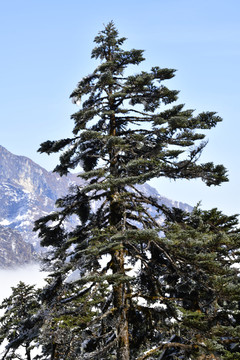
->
[0,145,83,266]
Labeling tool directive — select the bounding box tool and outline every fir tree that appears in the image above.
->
[0,282,41,360]
[33,22,239,359]
[148,206,240,359]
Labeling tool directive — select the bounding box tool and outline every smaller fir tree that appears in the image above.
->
[0,282,41,360]
[144,206,240,359]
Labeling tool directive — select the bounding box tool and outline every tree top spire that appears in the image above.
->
[91,21,127,60]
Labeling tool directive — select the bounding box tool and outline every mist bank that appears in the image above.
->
[0,263,47,302]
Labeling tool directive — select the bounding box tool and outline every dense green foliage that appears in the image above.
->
[1,22,239,360]
[0,282,41,360]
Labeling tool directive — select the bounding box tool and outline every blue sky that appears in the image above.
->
[0,0,239,215]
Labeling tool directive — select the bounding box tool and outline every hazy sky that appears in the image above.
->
[0,0,239,215]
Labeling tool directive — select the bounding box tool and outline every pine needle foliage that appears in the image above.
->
[33,22,240,359]
[0,282,41,360]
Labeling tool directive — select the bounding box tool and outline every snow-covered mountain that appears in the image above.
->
[0,145,83,266]
[0,145,192,268]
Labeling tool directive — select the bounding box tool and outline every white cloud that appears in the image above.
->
[0,263,47,303]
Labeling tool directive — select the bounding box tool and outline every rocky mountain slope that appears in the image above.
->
[0,226,34,268]
[0,145,192,268]
[0,145,83,266]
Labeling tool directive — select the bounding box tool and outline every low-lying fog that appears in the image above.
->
[0,263,47,303]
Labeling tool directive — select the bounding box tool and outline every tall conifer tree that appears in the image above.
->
[34,22,240,359]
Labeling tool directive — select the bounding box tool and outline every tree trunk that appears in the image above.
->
[108,77,130,360]
[112,247,130,360]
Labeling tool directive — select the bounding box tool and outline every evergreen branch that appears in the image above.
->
[136,342,194,360]
[116,115,153,122]
[82,335,118,359]
[60,284,94,304]
[124,242,150,267]
[130,184,164,212]
[151,239,182,273]
[87,307,117,329]
[132,198,161,228]
[124,108,151,116]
